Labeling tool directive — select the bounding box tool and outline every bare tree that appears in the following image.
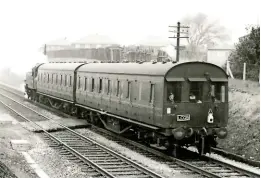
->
[182,13,230,60]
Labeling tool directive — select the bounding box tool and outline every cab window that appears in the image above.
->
[211,83,226,102]
[189,82,203,103]
[166,82,182,103]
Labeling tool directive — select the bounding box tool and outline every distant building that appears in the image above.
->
[40,35,123,62]
[72,34,118,48]
[70,34,122,62]
[41,38,72,52]
[207,44,235,67]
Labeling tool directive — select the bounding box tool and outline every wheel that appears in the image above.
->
[167,144,180,158]
[172,145,180,158]
[197,136,212,155]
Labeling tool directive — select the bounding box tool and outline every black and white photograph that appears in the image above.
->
[0,0,260,177]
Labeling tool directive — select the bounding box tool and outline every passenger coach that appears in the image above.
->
[25,61,228,156]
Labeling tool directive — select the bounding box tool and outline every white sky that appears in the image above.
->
[0,0,260,74]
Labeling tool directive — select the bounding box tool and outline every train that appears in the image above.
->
[25,61,228,157]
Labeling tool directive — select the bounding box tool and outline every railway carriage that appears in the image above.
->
[36,63,84,112]
[25,61,229,156]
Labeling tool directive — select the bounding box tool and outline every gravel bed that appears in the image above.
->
[28,134,90,178]
[0,101,91,178]
[0,147,36,178]
[208,152,260,174]
[187,146,260,174]
[0,111,39,178]
[0,161,18,178]
[3,82,258,176]
[75,128,200,178]
[0,92,200,178]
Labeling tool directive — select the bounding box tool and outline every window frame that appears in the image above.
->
[116,80,120,97]
[69,76,72,86]
[91,78,95,92]
[149,83,155,103]
[189,81,204,103]
[210,82,226,103]
[65,75,67,86]
[51,74,54,84]
[60,75,62,85]
[99,78,103,93]
[127,81,131,99]
[84,77,88,91]
[56,74,58,84]
[166,81,182,103]
[107,80,111,95]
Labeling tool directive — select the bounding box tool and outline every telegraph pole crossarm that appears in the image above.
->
[168,22,190,62]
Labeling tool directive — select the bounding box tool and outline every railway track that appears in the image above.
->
[210,147,260,168]
[0,94,165,178]
[86,126,260,178]
[0,93,47,122]
[0,161,18,178]
[0,83,260,178]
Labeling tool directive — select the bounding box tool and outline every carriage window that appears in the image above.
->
[211,83,226,102]
[47,74,49,83]
[69,76,72,86]
[91,78,95,92]
[78,76,81,89]
[84,77,88,91]
[99,79,102,93]
[127,81,131,99]
[56,74,58,84]
[107,80,111,95]
[65,75,67,86]
[60,75,62,85]
[116,80,120,96]
[51,74,53,84]
[167,82,182,103]
[189,82,203,103]
[150,84,155,103]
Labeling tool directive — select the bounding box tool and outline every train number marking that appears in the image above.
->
[177,114,190,121]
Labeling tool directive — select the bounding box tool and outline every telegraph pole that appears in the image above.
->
[169,22,189,62]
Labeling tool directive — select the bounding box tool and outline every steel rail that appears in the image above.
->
[0,93,164,178]
[0,99,116,178]
[0,83,260,178]
[90,125,260,178]
[0,88,220,177]
[201,155,260,178]
[211,147,260,167]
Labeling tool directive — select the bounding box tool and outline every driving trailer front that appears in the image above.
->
[163,62,228,154]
